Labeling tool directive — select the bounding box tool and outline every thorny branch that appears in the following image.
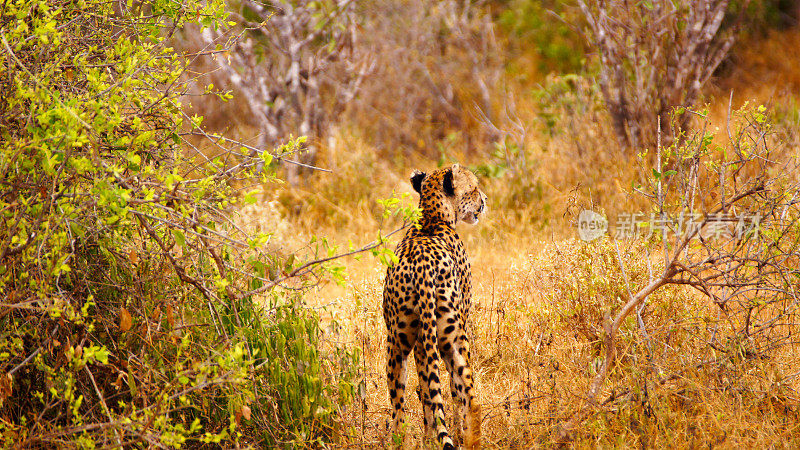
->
[239,224,410,299]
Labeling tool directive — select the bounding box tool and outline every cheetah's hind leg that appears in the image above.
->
[414,340,435,443]
[386,332,413,446]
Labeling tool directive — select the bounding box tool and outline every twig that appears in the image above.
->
[8,348,42,376]
[85,366,123,447]
[184,131,333,173]
[613,240,653,354]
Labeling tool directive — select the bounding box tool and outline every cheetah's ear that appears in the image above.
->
[443,167,455,196]
[410,170,426,194]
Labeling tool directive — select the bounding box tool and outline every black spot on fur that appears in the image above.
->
[399,333,410,348]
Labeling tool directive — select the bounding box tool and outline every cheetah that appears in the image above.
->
[383,164,486,449]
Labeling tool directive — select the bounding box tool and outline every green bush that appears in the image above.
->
[233,293,360,445]
[0,0,358,447]
[497,0,586,75]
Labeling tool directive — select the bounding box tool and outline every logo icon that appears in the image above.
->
[578,210,608,241]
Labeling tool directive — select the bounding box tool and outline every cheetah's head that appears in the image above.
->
[411,164,487,225]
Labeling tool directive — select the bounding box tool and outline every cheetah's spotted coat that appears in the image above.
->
[383,164,486,449]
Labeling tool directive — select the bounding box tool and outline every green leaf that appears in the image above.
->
[173,229,186,247]
[243,189,258,205]
[127,153,141,166]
